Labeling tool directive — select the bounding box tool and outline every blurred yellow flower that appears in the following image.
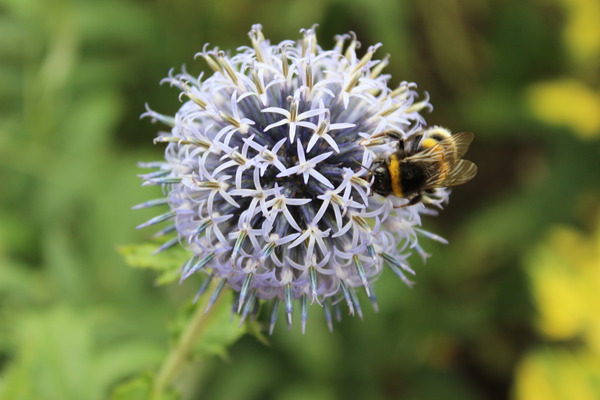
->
[526,79,600,139]
[527,222,600,344]
[514,348,600,400]
[561,0,600,63]
[513,217,600,400]
[525,0,600,139]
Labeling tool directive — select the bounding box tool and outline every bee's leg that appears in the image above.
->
[360,129,402,146]
[381,130,404,151]
[410,134,423,153]
[393,194,422,208]
[381,130,407,157]
[383,130,403,140]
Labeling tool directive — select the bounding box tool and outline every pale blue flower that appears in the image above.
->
[136,25,446,333]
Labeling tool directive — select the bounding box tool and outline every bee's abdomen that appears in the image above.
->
[398,161,428,198]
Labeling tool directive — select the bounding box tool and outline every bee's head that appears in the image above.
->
[369,161,392,197]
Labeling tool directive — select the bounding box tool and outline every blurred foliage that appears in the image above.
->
[0,0,598,399]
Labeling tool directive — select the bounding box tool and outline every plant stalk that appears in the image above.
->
[152,280,224,399]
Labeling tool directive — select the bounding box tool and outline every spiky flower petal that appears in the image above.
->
[137,25,447,333]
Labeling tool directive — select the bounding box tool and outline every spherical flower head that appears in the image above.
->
[137,25,445,333]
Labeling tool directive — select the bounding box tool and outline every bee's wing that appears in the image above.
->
[406,131,474,164]
[402,143,444,163]
[443,159,478,187]
[424,169,450,187]
[404,143,456,187]
[451,132,474,160]
[405,132,477,188]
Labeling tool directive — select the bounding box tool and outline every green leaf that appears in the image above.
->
[111,372,179,400]
[244,319,270,347]
[118,243,190,285]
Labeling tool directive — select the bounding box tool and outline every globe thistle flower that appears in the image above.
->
[137,24,447,333]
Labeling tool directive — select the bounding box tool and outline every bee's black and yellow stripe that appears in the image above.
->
[388,153,403,197]
[387,154,429,199]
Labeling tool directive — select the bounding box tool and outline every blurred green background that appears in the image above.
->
[1,0,599,399]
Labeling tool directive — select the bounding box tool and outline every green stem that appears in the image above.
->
[152,280,224,399]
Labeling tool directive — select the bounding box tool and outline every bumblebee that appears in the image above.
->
[368,127,477,207]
